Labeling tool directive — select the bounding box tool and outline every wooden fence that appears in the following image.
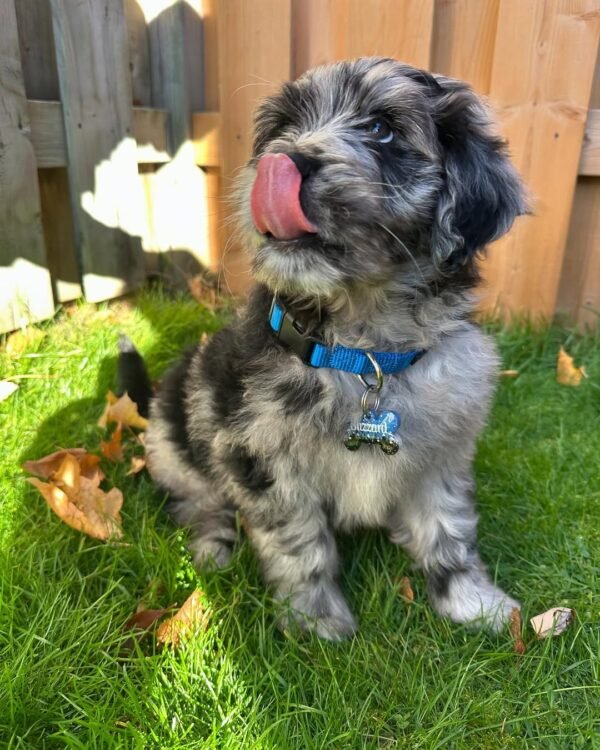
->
[1,0,599,333]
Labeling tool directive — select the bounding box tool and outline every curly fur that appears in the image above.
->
[136,58,527,639]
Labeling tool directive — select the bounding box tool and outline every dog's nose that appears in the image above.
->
[288,152,320,179]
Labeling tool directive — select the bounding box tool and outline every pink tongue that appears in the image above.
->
[250,153,317,240]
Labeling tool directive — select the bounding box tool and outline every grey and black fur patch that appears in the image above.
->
[273,376,323,416]
[225,445,274,493]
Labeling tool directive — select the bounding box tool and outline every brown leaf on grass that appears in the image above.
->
[98,391,149,430]
[26,453,122,540]
[556,347,587,387]
[396,575,415,603]
[509,608,526,655]
[530,607,574,639]
[124,605,170,632]
[156,590,208,647]
[0,381,19,402]
[23,449,105,483]
[101,422,124,462]
[78,453,105,482]
[500,370,520,378]
[187,275,219,310]
[127,456,147,475]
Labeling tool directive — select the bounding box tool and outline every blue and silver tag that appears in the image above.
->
[344,409,401,455]
[344,352,402,455]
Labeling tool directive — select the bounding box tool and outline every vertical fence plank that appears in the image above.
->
[124,0,153,108]
[293,0,434,76]
[431,0,500,93]
[123,0,159,276]
[14,0,60,100]
[50,0,145,303]
[292,0,334,75]
[15,0,82,304]
[200,0,224,272]
[338,0,434,68]
[0,0,55,332]
[217,0,292,293]
[133,0,211,277]
[479,0,600,318]
[558,55,600,326]
[38,169,82,303]
[148,1,200,154]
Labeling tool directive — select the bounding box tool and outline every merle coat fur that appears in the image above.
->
[132,58,526,640]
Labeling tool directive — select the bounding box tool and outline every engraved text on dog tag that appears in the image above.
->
[344,410,401,455]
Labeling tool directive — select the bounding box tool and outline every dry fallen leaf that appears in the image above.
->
[500,370,520,378]
[127,456,147,475]
[98,391,149,430]
[24,448,105,483]
[530,607,574,639]
[79,453,105,482]
[0,381,19,402]
[124,605,170,632]
[187,275,219,310]
[101,422,124,462]
[557,347,587,387]
[156,590,208,647]
[26,452,122,540]
[396,575,415,603]
[509,608,526,655]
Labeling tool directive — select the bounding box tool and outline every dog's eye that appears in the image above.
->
[367,119,394,144]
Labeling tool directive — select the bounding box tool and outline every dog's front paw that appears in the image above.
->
[277,579,358,642]
[429,567,519,632]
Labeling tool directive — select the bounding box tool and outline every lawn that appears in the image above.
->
[1,288,598,749]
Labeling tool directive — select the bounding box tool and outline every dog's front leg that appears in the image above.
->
[243,497,357,641]
[389,469,519,631]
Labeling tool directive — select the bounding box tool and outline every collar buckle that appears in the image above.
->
[270,296,318,364]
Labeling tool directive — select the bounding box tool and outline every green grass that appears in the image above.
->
[1,289,598,749]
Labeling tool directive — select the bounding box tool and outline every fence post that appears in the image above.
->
[50,0,146,303]
[0,0,55,332]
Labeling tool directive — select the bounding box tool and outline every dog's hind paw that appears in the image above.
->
[189,537,232,570]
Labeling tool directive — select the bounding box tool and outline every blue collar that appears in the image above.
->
[269,296,425,375]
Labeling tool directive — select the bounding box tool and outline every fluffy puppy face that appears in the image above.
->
[238,57,525,299]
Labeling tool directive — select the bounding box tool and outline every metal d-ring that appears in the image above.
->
[358,352,384,415]
[360,384,381,415]
[358,352,384,391]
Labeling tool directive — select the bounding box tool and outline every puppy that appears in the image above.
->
[127,58,526,640]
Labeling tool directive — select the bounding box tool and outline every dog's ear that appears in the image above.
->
[429,76,527,264]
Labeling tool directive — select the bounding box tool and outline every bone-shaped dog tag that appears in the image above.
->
[344,410,401,455]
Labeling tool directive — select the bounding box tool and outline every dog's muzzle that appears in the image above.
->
[250,153,317,240]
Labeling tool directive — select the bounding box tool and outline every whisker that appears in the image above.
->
[377,223,429,290]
